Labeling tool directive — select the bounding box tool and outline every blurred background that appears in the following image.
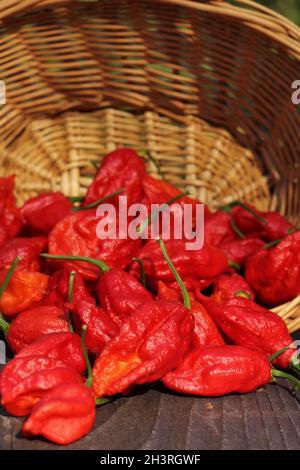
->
[257,0,299,24]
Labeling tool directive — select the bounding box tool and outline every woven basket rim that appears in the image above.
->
[1,0,300,58]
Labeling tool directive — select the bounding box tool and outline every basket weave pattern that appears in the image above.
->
[0,0,300,331]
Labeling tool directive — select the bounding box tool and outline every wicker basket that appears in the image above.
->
[0,0,300,331]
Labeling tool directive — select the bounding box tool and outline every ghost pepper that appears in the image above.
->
[245,231,300,305]
[129,238,227,293]
[21,192,72,235]
[0,356,83,416]
[0,176,22,248]
[208,273,254,303]
[162,345,271,396]
[201,296,295,369]
[22,382,96,445]
[220,238,265,268]
[85,148,145,206]
[0,237,47,272]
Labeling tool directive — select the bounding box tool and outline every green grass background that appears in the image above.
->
[256,1,300,24]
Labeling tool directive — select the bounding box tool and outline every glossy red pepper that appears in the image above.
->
[129,238,227,293]
[201,296,295,369]
[208,273,254,303]
[227,202,295,241]
[220,238,265,267]
[48,209,141,280]
[97,268,153,327]
[0,237,47,272]
[15,332,86,374]
[204,211,236,247]
[0,270,49,317]
[189,296,224,347]
[6,305,69,353]
[22,382,96,445]
[0,176,22,248]
[92,300,194,397]
[162,345,271,396]
[21,192,72,235]
[0,356,83,416]
[245,231,300,305]
[85,148,145,206]
[157,280,180,302]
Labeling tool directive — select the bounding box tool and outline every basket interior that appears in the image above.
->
[0,0,299,223]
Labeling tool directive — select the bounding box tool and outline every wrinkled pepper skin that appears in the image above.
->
[157,281,180,302]
[142,174,210,225]
[92,301,194,397]
[97,268,152,327]
[201,297,294,369]
[15,332,86,374]
[85,148,145,206]
[162,345,271,396]
[209,273,254,303]
[0,237,47,272]
[231,204,294,241]
[22,382,96,445]
[220,238,265,267]
[21,192,72,235]
[204,211,236,247]
[0,270,49,317]
[190,298,224,347]
[42,269,95,309]
[245,231,300,306]
[7,306,69,353]
[69,299,118,356]
[0,176,22,248]
[0,356,83,416]
[129,239,227,293]
[48,209,141,280]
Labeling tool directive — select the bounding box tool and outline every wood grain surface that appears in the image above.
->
[1,383,300,450]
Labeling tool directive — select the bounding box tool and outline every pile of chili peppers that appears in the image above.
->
[0,148,300,446]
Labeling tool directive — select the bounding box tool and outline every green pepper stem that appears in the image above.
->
[157,238,191,310]
[0,257,20,300]
[72,188,124,212]
[137,191,189,235]
[228,259,241,271]
[68,271,76,333]
[139,150,166,181]
[230,218,245,239]
[40,253,110,273]
[132,257,146,288]
[272,368,300,393]
[95,397,110,406]
[263,239,282,250]
[221,201,267,223]
[269,345,291,363]
[69,196,84,203]
[0,314,9,335]
[81,325,93,388]
[234,290,251,299]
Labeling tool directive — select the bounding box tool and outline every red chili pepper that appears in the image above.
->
[157,281,180,302]
[92,300,194,397]
[6,305,69,353]
[220,238,265,268]
[41,269,95,309]
[97,268,153,327]
[68,299,118,356]
[245,231,300,305]
[0,356,83,416]
[84,148,145,206]
[48,209,141,280]
[129,239,227,293]
[15,332,86,374]
[0,176,22,248]
[200,296,295,369]
[189,296,224,347]
[0,270,49,317]
[224,202,295,241]
[207,273,254,303]
[204,211,236,247]
[0,237,47,272]
[162,345,271,396]
[22,382,96,445]
[21,192,72,235]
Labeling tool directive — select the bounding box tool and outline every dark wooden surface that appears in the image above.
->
[1,382,300,450]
